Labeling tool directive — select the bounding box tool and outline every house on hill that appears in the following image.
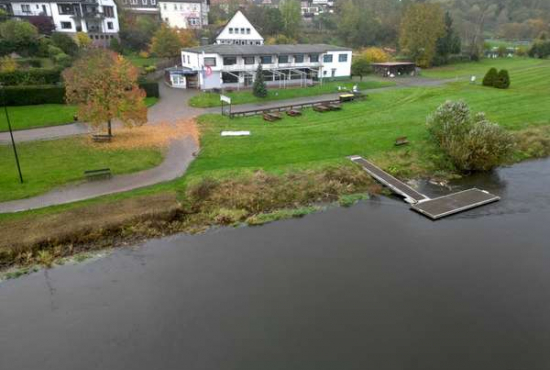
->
[215,10,264,45]
[0,0,120,46]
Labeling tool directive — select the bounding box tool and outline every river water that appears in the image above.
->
[1,158,549,370]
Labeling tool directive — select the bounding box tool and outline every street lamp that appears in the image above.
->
[0,83,23,183]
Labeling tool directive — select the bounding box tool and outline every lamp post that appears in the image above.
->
[0,83,23,183]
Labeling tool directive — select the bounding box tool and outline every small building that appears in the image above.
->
[371,62,417,77]
[0,0,120,46]
[177,43,352,90]
[159,0,208,29]
[215,10,263,46]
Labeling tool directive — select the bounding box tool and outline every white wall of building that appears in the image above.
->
[320,51,352,78]
[159,0,208,29]
[7,0,119,36]
[215,10,264,45]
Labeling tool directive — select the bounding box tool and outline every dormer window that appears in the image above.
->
[229,28,233,34]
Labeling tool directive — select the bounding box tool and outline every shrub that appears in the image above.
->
[0,68,62,86]
[494,69,511,89]
[51,33,78,56]
[427,100,514,171]
[76,32,91,48]
[53,53,72,68]
[2,85,66,105]
[138,50,150,59]
[144,65,157,74]
[482,67,498,87]
[0,56,17,73]
[109,37,122,53]
[47,45,63,57]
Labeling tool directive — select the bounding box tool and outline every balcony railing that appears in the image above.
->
[220,61,322,72]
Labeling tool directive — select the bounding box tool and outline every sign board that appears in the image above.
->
[220,95,232,104]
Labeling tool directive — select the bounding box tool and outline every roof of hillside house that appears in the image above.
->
[216,10,264,42]
[182,44,352,55]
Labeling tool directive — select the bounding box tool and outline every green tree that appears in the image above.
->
[253,64,267,98]
[435,12,462,65]
[63,50,147,137]
[150,24,183,57]
[280,0,301,39]
[119,13,160,52]
[263,8,284,36]
[482,68,498,87]
[0,20,38,47]
[351,58,371,81]
[399,3,445,68]
[337,0,379,48]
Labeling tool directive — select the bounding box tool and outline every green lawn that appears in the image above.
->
[188,79,395,108]
[422,57,546,80]
[0,97,158,132]
[186,58,550,181]
[126,54,162,68]
[0,137,164,202]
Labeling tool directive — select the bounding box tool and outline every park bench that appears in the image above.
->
[313,105,331,113]
[286,109,302,117]
[327,103,342,111]
[263,112,282,122]
[92,134,112,143]
[84,168,112,181]
[394,136,409,146]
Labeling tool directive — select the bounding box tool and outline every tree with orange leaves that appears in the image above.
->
[62,49,147,137]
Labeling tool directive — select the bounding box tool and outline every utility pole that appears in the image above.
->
[1,84,23,183]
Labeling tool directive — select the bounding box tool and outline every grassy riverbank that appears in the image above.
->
[1,58,550,273]
[188,79,394,108]
[0,97,158,132]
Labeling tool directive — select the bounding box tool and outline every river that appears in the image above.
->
[1,158,549,370]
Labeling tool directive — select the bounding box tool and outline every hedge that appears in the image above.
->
[138,81,159,98]
[0,68,63,86]
[1,82,159,106]
[3,85,66,106]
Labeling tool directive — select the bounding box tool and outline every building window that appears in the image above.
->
[58,4,74,14]
[246,28,250,34]
[309,54,319,63]
[229,28,233,34]
[260,56,272,64]
[240,28,245,34]
[338,53,348,62]
[174,4,177,9]
[162,3,166,9]
[244,56,255,65]
[21,4,31,13]
[188,18,199,26]
[151,0,156,4]
[223,57,237,65]
[294,54,304,63]
[103,5,114,17]
[142,0,147,4]
[204,57,216,66]
[278,55,289,64]
[323,54,333,63]
[107,21,113,30]
[60,21,72,29]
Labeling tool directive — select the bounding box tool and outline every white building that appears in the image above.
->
[0,0,119,45]
[159,0,208,29]
[215,10,263,45]
[170,43,352,90]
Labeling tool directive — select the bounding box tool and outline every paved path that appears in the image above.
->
[0,83,200,213]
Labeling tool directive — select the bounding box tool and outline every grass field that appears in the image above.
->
[0,137,164,202]
[421,57,546,79]
[185,58,550,181]
[2,58,549,218]
[188,79,394,108]
[126,54,162,68]
[0,97,159,132]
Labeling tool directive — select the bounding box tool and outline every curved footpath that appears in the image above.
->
[0,77,450,214]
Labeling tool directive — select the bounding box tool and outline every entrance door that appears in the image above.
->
[331,68,336,77]
[244,74,253,87]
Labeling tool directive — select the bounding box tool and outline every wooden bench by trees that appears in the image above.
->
[84,168,112,181]
[394,136,409,146]
[92,134,112,143]
[286,109,302,117]
[327,102,342,110]
[263,112,282,122]
[313,105,330,113]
